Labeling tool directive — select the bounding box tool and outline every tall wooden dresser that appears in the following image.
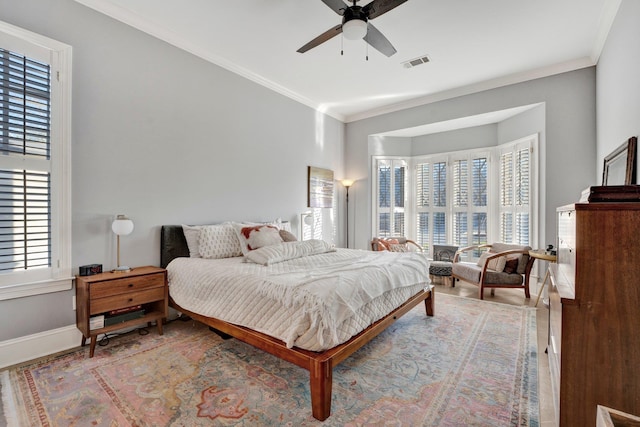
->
[549,201,640,426]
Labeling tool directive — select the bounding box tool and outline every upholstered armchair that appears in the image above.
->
[451,243,535,300]
[370,237,422,252]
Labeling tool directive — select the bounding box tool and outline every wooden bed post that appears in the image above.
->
[425,286,435,316]
[310,358,333,421]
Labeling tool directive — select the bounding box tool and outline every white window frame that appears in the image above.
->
[492,134,539,249]
[371,157,408,239]
[0,21,72,300]
[449,150,491,253]
[372,135,538,258]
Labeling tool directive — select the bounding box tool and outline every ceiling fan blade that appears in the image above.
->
[321,0,349,15]
[363,23,397,57]
[297,24,343,53]
[363,0,408,20]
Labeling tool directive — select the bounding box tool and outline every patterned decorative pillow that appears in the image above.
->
[476,251,507,271]
[233,223,284,255]
[182,224,203,257]
[198,224,243,259]
[388,243,409,252]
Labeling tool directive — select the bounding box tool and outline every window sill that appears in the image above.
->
[0,277,73,301]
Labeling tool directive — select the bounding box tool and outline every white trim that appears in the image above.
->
[0,21,73,292]
[71,0,342,122]
[70,1,603,124]
[0,325,82,369]
[590,0,622,63]
[0,277,73,301]
[344,58,594,123]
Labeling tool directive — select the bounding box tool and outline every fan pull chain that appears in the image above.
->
[366,40,369,61]
[341,34,344,56]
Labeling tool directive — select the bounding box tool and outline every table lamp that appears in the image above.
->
[112,214,134,272]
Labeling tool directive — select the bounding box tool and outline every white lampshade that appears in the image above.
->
[112,215,134,236]
[303,213,314,226]
[341,179,355,188]
[343,19,367,40]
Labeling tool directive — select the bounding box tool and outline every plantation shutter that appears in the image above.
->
[451,155,488,257]
[415,163,429,250]
[499,143,531,246]
[374,159,406,238]
[452,159,467,248]
[0,47,51,273]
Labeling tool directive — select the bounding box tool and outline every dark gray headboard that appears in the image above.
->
[160,225,189,268]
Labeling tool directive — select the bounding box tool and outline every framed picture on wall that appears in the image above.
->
[602,136,637,186]
[308,166,334,208]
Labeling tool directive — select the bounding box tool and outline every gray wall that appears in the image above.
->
[596,0,640,181]
[345,68,597,250]
[412,124,498,155]
[0,0,345,341]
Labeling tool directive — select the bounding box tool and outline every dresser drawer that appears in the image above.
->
[89,272,165,299]
[90,286,165,315]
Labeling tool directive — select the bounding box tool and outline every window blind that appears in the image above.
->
[0,48,51,273]
[499,146,531,246]
[374,159,406,238]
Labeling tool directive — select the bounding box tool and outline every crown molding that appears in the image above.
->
[72,0,346,122]
[343,57,596,123]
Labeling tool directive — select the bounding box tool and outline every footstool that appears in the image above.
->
[429,261,454,287]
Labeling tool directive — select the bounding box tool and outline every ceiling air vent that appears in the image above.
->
[403,55,431,69]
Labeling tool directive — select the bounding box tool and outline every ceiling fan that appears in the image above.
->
[297,0,408,57]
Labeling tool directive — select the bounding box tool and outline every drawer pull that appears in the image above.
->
[128,283,134,288]
[128,298,133,302]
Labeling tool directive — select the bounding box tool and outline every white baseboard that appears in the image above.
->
[0,325,82,369]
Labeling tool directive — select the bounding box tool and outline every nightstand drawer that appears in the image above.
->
[90,272,165,299]
[90,286,165,315]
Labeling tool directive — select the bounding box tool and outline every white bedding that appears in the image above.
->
[167,244,430,351]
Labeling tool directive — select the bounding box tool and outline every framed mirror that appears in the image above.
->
[602,136,637,186]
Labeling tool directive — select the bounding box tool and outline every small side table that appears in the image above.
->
[528,250,557,307]
[75,266,168,357]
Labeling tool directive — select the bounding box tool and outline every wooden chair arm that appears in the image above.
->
[453,244,491,262]
[483,248,529,261]
[406,239,423,252]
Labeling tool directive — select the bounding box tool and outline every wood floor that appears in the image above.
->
[437,278,555,427]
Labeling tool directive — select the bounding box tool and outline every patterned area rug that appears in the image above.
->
[1,294,539,426]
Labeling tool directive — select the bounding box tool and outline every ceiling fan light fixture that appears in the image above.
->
[342,19,368,40]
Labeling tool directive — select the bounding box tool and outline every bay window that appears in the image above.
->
[373,135,537,259]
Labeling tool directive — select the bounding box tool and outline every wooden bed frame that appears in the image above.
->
[160,225,435,421]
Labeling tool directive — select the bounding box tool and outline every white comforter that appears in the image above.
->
[168,244,430,351]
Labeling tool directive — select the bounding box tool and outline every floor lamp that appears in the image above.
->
[341,179,354,248]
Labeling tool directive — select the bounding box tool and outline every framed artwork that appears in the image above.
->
[307,166,334,208]
[602,136,637,186]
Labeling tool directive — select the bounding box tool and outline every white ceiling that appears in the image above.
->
[74,0,620,123]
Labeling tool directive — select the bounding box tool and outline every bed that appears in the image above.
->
[160,224,434,421]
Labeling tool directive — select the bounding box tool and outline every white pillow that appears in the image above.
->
[198,224,243,259]
[181,225,202,258]
[232,222,284,255]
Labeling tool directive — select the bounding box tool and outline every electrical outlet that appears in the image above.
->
[72,295,76,311]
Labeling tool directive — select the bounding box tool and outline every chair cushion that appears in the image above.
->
[429,261,452,276]
[491,243,532,274]
[452,262,523,285]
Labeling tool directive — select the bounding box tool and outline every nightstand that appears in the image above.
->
[75,266,168,357]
